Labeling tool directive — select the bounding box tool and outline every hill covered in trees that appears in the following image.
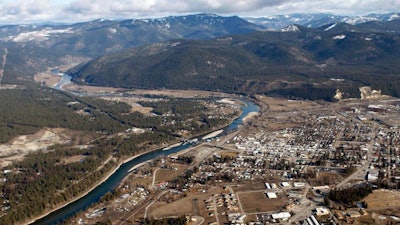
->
[68,19,400,100]
[0,14,264,83]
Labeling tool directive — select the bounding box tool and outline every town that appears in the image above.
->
[71,89,400,225]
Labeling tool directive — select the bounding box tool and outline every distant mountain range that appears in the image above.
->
[1,13,400,100]
[0,14,266,82]
[1,12,399,54]
[0,14,264,55]
[246,12,400,30]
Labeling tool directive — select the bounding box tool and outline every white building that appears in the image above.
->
[266,192,277,199]
[271,212,291,220]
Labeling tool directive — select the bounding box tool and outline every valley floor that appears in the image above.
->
[65,94,400,225]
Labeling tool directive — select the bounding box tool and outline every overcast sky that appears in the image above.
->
[0,0,399,24]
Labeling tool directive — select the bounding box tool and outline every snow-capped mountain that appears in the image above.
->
[343,13,400,24]
[0,13,267,78]
[1,12,399,81]
[0,14,264,45]
[246,13,345,30]
[247,13,400,30]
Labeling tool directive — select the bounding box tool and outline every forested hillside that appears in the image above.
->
[68,20,400,100]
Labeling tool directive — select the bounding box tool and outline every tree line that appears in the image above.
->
[325,185,373,205]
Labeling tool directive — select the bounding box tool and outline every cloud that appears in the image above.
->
[65,0,94,14]
[0,0,398,24]
[0,0,61,23]
[61,0,305,19]
[267,0,400,15]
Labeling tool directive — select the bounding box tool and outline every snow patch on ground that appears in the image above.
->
[324,23,337,31]
[389,14,400,21]
[343,16,378,25]
[108,28,117,34]
[11,28,74,42]
[281,25,299,32]
[333,34,346,40]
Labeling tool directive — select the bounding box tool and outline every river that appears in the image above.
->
[51,70,72,91]
[31,75,259,225]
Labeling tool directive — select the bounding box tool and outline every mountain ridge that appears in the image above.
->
[0,14,265,81]
[1,12,400,101]
[246,12,400,30]
[67,19,400,100]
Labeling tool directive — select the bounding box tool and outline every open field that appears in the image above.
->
[100,96,154,114]
[238,191,288,213]
[34,71,62,87]
[64,83,126,93]
[148,187,225,219]
[124,174,153,189]
[331,190,400,225]
[232,183,266,192]
[63,83,229,99]
[364,189,400,215]
[308,171,345,186]
[249,96,321,131]
[147,199,194,219]
[255,95,320,112]
[219,151,238,158]
[154,165,190,184]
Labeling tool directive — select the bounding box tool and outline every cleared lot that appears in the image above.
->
[237,191,289,213]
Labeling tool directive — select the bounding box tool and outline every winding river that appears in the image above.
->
[51,70,72,91]
[31,76,259,224]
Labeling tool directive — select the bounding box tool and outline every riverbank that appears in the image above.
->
[28,98,259,225]
[27,126,232,224]
[202,130,224,140]
[242,112,260,123]
[27,142,173,225]
[27,159,119,224]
